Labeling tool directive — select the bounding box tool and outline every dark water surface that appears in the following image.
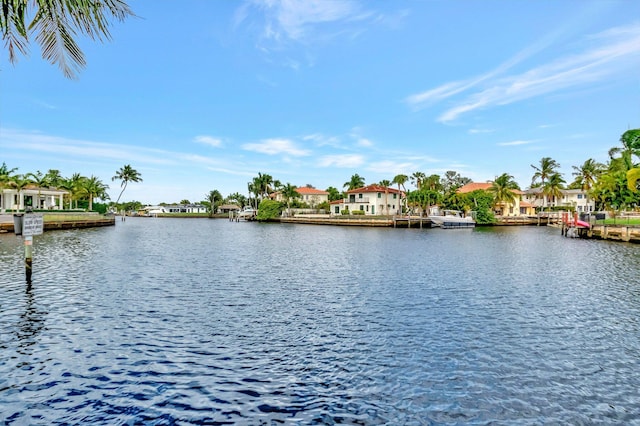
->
[1,218,640,425]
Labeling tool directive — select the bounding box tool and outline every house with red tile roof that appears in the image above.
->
[331,184,405,216]
[457,182,534,216]
[271,186,329,208]
[295,187,329,208]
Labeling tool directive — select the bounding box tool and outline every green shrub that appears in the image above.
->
[256,199,282,221]
[341,210,350,215]
[352,210,365,215]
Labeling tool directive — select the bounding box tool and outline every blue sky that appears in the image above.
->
[1,0,639,204]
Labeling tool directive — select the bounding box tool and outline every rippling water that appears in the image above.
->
[1,218,640,424]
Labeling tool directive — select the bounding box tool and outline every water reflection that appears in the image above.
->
[16,281,46,355]
[1,220,640,424]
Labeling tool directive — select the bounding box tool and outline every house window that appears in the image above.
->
[334,206,340,214]
[378,193,381,198]
[366,205,369,212]
[577,194,583,199]
[359,194,363,199]
[393,194,397,199]
[360,205,364,211]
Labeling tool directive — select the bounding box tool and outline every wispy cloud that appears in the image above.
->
[468,128,495,134]
[318,154,364,168]
[242,138,311,156]
[406,23,640,123]
[194,135,223,148]
[240,0,369,42]
[497,140,534,146]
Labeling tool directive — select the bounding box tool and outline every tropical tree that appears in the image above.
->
[8,174,31,210]
[541,173,565,209]
[0,162,18,187]
[281,183,300,216]
[112,164,142,205]
[379,179,392,216]
[343,173,365,190]
[325,186,342,201]
[392,174,408,211]
[531,157,560,187]
[81,175,109,211]
[571,159,605,191]
[64,172,85,209]
[423,174,442,191]
[627,168,640,192]
[488,173,520,215]
[531,157,561,208]
[226,192,247,208]
[410,171,426,190]
[205,190,223,218]
[441,171,471,193]
[1,0,135,79]
[44,169,63,188]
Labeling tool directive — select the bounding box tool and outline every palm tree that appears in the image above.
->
[112,164,142,205]
[26,170,49,209]
[205,190,223,218]
[531,157,560,187]
[343,173,365,190]
[542,173,565,209]
[411,171,426,190]
[65,172,85,209]
[2,0,135,79]
[8,174,31,211]
[488,173,520,215]
[81,176,109,211]
[393,174,408,212]
[571,159,605,191]
[226,192,247,208]
[281,183,300,216]
[379,179,391,216]
[531,157,560,209]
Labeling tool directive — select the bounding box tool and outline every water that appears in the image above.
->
[1,218,640,425]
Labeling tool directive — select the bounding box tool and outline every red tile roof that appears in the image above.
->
[457,182,492,193]
[346,184,403,195]
[457,182,524,194]
[296,187,329,195]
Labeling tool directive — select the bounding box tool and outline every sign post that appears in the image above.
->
[22,213,43,283]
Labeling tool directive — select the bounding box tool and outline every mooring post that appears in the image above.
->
[24,236,33,283]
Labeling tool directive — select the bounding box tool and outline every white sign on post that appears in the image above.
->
[22,214,44,236]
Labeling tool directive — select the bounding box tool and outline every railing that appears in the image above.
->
[344,197,370,204]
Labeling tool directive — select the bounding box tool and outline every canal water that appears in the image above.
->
[1,218,639,425]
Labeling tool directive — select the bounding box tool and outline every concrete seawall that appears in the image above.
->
[0,215,115,233]
[582,224,640,243]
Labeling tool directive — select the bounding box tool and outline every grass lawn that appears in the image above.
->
[601,217,640,226]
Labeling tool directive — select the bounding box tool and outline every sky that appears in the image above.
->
[1,0,639,205]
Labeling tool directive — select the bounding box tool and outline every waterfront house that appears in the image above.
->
[522,188,595,212]
[294,187,329,208]
[271,186,330,208]
[164,203,207,214]
[457,182,535,216]
[332,184,405,215]
[0,185,68,212]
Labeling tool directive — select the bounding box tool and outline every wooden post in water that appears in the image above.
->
[24,236,33,283]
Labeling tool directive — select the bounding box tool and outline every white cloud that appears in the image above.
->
[468,128,495,134]
[194,135,223,148]
[406,23,640,123]
[357,138,373,147]
[247,0,367,42]
[318,154,364,168]
[242,138,311,156]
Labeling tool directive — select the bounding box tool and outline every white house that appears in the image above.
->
[332,184,405,215]
[164,204,208,213]
[1,185,68,212]
[522,188,595,212]
[294,187,329,207]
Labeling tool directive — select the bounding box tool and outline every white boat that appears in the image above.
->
[428,209,475,228]
[237,206,257,220]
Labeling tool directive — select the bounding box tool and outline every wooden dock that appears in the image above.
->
[582,224,640,243]
[276,215,432,228]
